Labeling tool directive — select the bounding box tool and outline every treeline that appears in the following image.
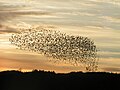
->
[0,70,120,90]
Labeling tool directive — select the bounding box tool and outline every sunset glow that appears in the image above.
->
[0,0,120,73]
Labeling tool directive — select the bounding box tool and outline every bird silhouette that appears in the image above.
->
[9,26,98,71]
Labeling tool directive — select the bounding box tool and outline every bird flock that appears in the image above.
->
[9,26,98,71]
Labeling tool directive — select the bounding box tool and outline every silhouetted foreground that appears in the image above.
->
[0,70,120,90]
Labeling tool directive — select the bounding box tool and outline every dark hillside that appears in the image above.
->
[0,70,120,90]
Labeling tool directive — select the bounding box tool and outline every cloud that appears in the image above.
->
[98,51,120,58]
[0,2,53,23]
[102,67,120,73]
[8,10,53,16]
[100,16,120,23]
[0,24,18,34]
[0,2,22,22]
[0,50,83,73]
[0,50,49,68]
[0,2,54,34]
[0,10,53,22]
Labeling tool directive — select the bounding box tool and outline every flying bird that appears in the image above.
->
[9,26,98,71]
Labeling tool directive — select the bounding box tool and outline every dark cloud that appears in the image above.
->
[0,2,53,34]
[12,11,52,15]
[0,2,53,23]
[0,10,52,22]
[0,3,21,22]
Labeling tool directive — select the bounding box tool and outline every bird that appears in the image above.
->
[9,26,98,71]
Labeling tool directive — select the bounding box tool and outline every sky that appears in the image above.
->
[0,0,120,73]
